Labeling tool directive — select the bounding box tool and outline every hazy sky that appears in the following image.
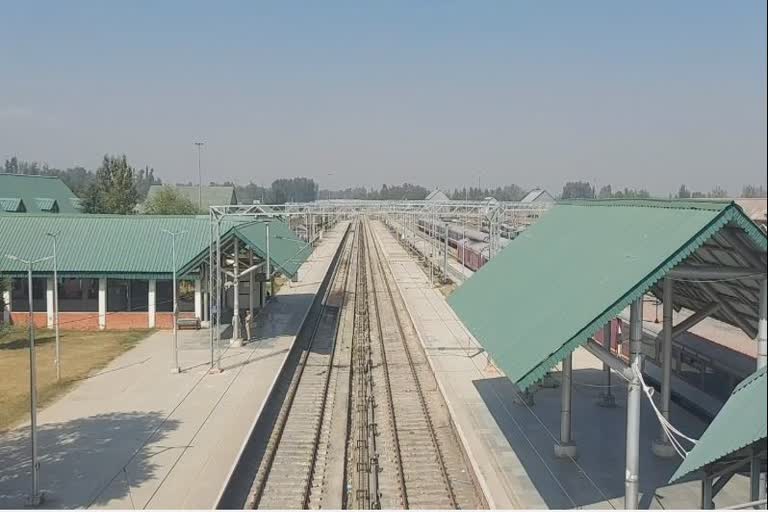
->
[1,1,765,196]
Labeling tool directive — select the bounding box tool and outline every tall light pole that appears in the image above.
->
[5,253,53,506]
[162,229,186,373]
[326,172,335,201]
[46,232,61,381]
[194,142,204,211]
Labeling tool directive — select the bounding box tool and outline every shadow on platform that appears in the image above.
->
[0,411,180,509]
[474,369,702,509]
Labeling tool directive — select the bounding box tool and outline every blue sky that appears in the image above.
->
[1,1,765,196]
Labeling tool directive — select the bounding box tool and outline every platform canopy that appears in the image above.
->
[177,218,311,279]
[670,366,766,482]
[448,200,767,390]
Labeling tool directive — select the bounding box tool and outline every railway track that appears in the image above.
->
[222,218,484,510]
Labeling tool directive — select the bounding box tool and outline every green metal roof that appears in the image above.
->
[448,200,767,390]
[177,219,310,279]
[0,214,308,280]
[146,185,237,210]
[0,198,26,212]
[0,174,82,214]
[670,366,767,482]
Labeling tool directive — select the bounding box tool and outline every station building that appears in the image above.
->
[0,173,82,214]
[0,213,309,330]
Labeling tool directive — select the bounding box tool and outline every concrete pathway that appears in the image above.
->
[371,220,750,510]
[0,222,348,509]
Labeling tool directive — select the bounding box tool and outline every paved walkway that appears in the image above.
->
[371,220,750,510]
[386,218,474,283]
[0,222,348,509]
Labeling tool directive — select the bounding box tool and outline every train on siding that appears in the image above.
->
[415,217,510,272]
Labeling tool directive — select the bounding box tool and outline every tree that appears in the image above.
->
[598,185,613,199]
[135,166,162,200]
[82,155,139,214]
[561,181,595,199]
[709,186,728,198]
[677,185,691,199]
[143,186,200,215]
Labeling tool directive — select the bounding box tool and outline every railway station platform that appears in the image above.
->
[0,222,349,510]
[370,221,751,509]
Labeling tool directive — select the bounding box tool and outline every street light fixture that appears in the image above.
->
[46,232,61,381]
[162,229,187,373]
[194,142,205,211]
[5,253,53,506]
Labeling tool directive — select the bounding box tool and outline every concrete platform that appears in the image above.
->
[0,222,349,510]
[370,220,751,510]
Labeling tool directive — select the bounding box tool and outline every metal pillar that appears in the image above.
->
[597,322,616,407]
[232,237,241,344]
[26,262,42,505]
[653,278,676,457]
[443,223,449,279]
[758,279,767,369]
[171,234,180,373]
[702,473,714,509]
[214,218,222,371]
[554,353,577,458]
[50,235,60,381]
[265,222,272,299]
[757,278,767,502]
[248,251,255,340]
[625,299,643,509]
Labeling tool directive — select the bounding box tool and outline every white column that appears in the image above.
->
[758,278,767,369]
[625,299,643,509]
[232,238,241,343]
[194,278,202,320]
[2,288,10,324]
[248,252,255,317]
[98,278,107,330]
[148,279,156,328]
[46,278,55,328]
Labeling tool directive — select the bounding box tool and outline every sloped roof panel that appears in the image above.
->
[670,366,767,482]
[0,198,25,212]
[0,174,81,213]
[448,200,767,390]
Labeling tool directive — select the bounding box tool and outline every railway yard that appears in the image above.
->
[0,201,766,510]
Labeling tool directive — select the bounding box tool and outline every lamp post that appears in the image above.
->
[194,142,205,211]
[5,253,53,506]
[46,232,61,381]
[162,229,186,373]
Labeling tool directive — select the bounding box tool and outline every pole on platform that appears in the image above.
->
[265,222,272,298]
[653,278,676,457]
[46,232,61,381]
[443,223,448,279]
[162,229,185,373]
[625,299,643,509]
[597,322,616,407]
[554,353,577,458]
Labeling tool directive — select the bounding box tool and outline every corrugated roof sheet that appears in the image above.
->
[146,185,238,210]
[0,198,26,212]
[670,366,767,482]
[521,188,555,203]
[448,199,767,390]
[0,214,309,279]
[0,174,81,214]
[34,197,58,212]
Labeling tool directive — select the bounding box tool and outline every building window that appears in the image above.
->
[58,278,98,312]
[11,277,46,312]
[156,280,173,312]
[178,280,195,312]
[107,279,149,312]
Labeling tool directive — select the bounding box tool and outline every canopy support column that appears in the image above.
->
[248,251,255,341]
[231,238,242,345]
[701,472,714,509]
[757,278,767,502]
[653,278,676,458]
[597,322,616,407]
[554,353,577,458]
[625,298,643,509]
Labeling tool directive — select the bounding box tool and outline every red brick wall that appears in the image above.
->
[155,312,174,329]
[5,310,188,331]
[8,312,48,328]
